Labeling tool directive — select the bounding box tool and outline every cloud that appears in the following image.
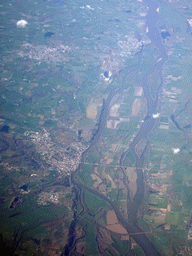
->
[16,20,28,28]
[172,148,180,154]
[152,113,160,119]
[86,5,94,10]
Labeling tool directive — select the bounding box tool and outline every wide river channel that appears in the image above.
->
[67,0,168,255]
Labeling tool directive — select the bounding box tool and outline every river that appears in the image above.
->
[65,0,168,255]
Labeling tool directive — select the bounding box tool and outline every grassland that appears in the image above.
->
[149,196,168,209]
[85,223,99,256]
[83,190,109,215]
[79,165,95,187]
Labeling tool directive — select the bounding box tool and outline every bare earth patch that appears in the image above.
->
[106,174,117,188]
[106,158,113,164]
[154,214,166,224]
[97,227,120,256]
[107,224,128,234]
[110,104,120,116]
[86,98,102,119]
[167,204,171,212]
[107,119,121,129]
[107,210,118,225]
[90,173,103,188]
[86,103,98,119]
[106,210,128,235]
[126,168,137,198]
[132,98,141,116]
[134,86,143,97]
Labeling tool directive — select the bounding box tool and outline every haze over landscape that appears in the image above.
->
[1,0,192,255]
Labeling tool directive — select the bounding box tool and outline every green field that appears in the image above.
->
[83,190,109,215]
[149,196,168,209]
[116,117,139,135]
[79,165,95,187]
[165,212,180,226]
[85,223,99,256]
[86,151,99,163]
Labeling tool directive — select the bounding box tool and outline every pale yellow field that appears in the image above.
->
[132,98,141,116]
[107,120,120,129]
[86,103,98,119]
[126,167,137,198]
[106,210,128,234]
[90,173,102,188]
[110,104,120,117]
[86,98,102,119]
[106,174,117,188]
[134,86,143,97]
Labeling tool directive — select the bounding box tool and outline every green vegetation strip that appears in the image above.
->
[149,196,168,209]
[84,190,108,215]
